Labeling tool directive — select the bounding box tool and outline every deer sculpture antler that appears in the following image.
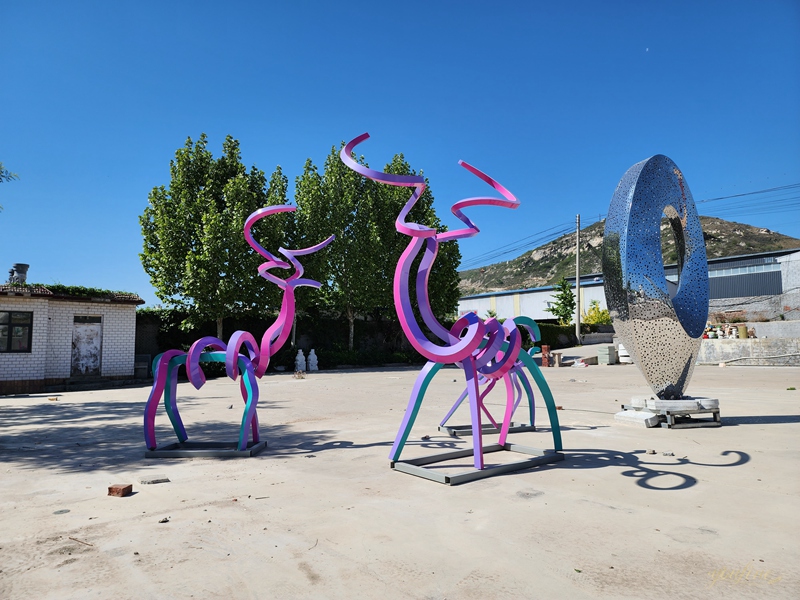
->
[341,133,562,473]
[144,205,333,452]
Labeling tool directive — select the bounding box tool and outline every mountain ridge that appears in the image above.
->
[459,216,800,296]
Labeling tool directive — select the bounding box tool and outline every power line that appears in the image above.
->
[459,182,800,271]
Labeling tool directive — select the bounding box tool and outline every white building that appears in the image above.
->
[458,275,606,321]
[0,285,144,395]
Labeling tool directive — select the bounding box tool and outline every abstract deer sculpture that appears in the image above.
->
[143,205,334,452]
[340,133,562,472]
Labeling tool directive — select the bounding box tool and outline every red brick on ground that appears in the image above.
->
[107,484,132,497]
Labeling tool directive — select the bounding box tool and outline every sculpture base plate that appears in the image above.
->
[145,440,267,458]
[438,422,535,438]
[391,443,563,486]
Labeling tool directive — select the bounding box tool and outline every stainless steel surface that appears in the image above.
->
[602,155,709,399]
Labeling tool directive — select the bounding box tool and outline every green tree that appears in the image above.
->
[140,134,288,338]
[294,146,462,351]
[294,144,380,351]
[545,277,576,325]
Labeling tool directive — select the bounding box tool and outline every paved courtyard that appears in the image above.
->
[1,361,798,599]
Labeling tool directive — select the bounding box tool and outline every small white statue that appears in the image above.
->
[307,349,318,371]
[295,349,306,373]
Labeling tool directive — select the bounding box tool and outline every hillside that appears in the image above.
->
[459,217,800,296]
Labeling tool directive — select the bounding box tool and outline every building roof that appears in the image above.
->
[0,284,145,305]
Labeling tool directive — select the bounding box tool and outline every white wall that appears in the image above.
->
[0,296,137,383]
[45,300,137,378]
[458,283,607,322]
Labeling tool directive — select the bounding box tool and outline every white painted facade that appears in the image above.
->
[458,281,607,321]
[0,295,139,393]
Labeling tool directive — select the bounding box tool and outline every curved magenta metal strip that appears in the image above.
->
[341,133,555,470]
[143,203,333,451]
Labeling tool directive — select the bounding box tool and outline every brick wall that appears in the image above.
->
[0,296,137,393]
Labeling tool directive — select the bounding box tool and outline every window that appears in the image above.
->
[0,311,33,352]
[708,263,781,278]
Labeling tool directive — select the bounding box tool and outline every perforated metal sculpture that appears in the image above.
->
[602,155,708,399]
[143,205,334,451]
[340,133,562,471]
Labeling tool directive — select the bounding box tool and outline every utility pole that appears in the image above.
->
[575,214,581,344]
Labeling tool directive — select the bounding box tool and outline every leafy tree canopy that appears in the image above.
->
[293,144,461,350]
[140,134,289,337]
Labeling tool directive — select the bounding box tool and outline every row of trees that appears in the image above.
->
[140,135,461,350]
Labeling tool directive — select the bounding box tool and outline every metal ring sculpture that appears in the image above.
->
[341,133,562,470]
[602,155,708,399]
[143,206,334,451]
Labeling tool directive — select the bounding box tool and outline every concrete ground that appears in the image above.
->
[1,361,798,599]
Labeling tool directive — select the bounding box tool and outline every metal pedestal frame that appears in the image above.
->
[145,440,268,458]
[660,408,721,429]
[391,443,564,486]
[438,422,536,438]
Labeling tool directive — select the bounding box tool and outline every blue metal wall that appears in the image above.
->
[708,271,782,299]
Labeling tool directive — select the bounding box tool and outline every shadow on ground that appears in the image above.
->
[721,415,800,425]
[531,448,751,491]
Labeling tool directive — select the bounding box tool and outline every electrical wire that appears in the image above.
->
[459,183,800,271]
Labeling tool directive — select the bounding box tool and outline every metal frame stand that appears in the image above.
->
[660,408,721,429]
[438,422,536,437]
[145,440,267,458]
[391,443,563,486]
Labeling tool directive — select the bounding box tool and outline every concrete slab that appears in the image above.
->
[1,364,799,598]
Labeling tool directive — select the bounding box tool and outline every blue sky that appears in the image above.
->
[2,1,799,306]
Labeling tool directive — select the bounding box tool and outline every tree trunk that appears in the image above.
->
[216,317,223,340]
[347,306,355,352]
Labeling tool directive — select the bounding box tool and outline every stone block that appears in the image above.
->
[654,399,700,411]
[614,410,660,427]
[139,474,170,485]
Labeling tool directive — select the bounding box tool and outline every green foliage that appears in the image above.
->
[0,161,18,183]
[293,144,461,350]
[582,299,612,325]
[138,136,461,353]
[0,160,18,211]
[134,306,428,369]
[544,277,576,325]
[293,145,378,350]
[519,322,578,350]
[373,154,461,322]
[140,134,288,337]
[5,283,140,300]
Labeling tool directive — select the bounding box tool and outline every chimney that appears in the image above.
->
[8,263,29,284]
